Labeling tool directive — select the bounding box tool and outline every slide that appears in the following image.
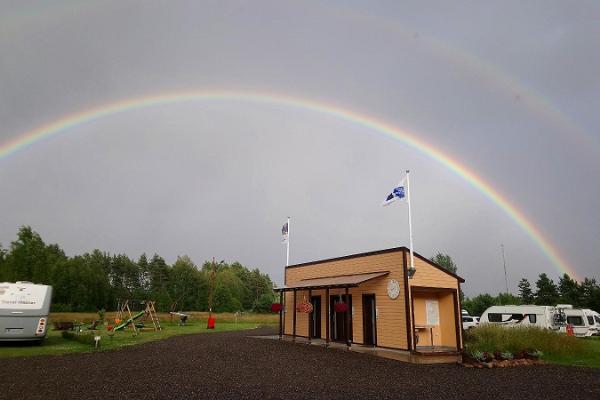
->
[113,311,146,331]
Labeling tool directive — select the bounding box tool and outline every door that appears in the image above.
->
[330,294,352,342]
[310,296,321,339]
[362,294,377,346]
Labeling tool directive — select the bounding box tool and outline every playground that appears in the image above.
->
[0,309,277,359]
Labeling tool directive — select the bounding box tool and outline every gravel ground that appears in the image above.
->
[1,326,599,400]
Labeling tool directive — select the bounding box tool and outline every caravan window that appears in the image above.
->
[528,314,537,323]
[595,316,600,324]
[587,316,594,325]
[488,313,525,323]
[567,316,584,326]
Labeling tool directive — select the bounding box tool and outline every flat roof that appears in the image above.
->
[275,271,389,291]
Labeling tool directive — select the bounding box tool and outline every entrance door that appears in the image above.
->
[330,294,352,342]
[362,294,377,346]
[310,296,321,339]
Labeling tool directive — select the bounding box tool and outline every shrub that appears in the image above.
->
[465,324,584,358]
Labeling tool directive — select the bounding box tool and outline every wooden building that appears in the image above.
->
[274,247,465,362]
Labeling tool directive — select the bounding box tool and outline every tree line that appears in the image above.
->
[431,252,600,317]
[0,226,276,313]
[462,273,600,316]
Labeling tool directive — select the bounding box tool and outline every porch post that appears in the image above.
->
[308,288,312,344]
[325,287,330,346]
[278,290,283,339]
[345,286,351,348]
[292,289,297,341]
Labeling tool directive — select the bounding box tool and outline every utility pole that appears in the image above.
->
[501,244,509,295]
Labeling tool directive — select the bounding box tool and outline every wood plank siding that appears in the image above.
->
[282,247,464,352]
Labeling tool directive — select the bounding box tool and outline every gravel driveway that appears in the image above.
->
[1,327,599,399]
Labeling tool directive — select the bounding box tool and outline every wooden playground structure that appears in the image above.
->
[114,299,162,333]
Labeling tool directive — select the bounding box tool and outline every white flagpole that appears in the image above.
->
[286,216,290,267]
[406,170,415,273]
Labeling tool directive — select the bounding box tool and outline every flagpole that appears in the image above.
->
[406,170,415,274]
[286,217,290,267]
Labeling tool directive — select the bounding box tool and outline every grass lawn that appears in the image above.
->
[0,312,277,359]
[544,337,600,368]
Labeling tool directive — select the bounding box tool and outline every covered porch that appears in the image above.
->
[274,271,389,348]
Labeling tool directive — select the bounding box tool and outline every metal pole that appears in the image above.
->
[286,217,290,267]
[501,244,509,295]
[406,170,415,275]
[308,289,312,344]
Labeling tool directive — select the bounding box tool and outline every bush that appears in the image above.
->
[465,324,585,358]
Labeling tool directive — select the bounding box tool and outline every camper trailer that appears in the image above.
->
[479,305,559,330]
[559,308,600,337]
[0,282,52,342]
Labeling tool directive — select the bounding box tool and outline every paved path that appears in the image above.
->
[1,327,599,399]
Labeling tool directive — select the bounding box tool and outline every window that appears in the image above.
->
[595,316,600,324]
[587,316,594,325]
[528,314,537,323]
[567,316,584,326]
[463,317,473,322]
[487,313,525,323]
[488,313,502,322]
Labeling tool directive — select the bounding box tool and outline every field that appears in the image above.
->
[544,337,600,368]
[0,311,278,359]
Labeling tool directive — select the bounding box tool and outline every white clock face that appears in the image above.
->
[387,279,400,299]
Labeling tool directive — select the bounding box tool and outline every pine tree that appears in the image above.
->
[558,274,582,306]
[518,278,535,304]
[535,273,559,305]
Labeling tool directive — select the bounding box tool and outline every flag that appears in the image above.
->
[382,177,407,206]
[281,222,289,244]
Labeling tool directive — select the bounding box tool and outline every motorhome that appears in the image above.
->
[0,282,52,342]
[559,307,600,337]
[479,305,559,330]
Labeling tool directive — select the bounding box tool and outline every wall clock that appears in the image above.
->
[387,279,400,299]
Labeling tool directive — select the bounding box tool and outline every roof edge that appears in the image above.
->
[285,246,465,283]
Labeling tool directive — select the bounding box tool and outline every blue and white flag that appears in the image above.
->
[382,177,407,206]
[281,222,289,244]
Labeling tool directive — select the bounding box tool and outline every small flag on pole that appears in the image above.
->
[281,222,289,244]
[382,177,407,206]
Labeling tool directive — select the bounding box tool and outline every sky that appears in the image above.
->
[0,0,598,296]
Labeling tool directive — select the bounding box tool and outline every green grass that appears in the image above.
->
[0,312,276,359]
[543,337,600,368]
[464,325,600,368]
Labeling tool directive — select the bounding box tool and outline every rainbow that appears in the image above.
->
[0,90,579,280]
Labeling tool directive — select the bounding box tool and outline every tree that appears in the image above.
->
[535,273,559,305]
[462,293,496,316]
[558,274,582,306]
[518,278,535,304]
[431,252,457,274]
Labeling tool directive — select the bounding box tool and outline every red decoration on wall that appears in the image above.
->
[271,303,283,312]
[296,301,314,313]
[334,302,348,313]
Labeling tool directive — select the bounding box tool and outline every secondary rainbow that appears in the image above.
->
[0,90,579,280]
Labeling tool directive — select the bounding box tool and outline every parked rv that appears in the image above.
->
[559,308,600,337]
[0,282,52,343]
[479,305,559,330]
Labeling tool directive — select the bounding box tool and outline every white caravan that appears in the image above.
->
[559,308,600,337]
[479,305,559,330]
[0,282,52,342]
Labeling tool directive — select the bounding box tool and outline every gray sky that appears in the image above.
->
[1,0,599,296]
